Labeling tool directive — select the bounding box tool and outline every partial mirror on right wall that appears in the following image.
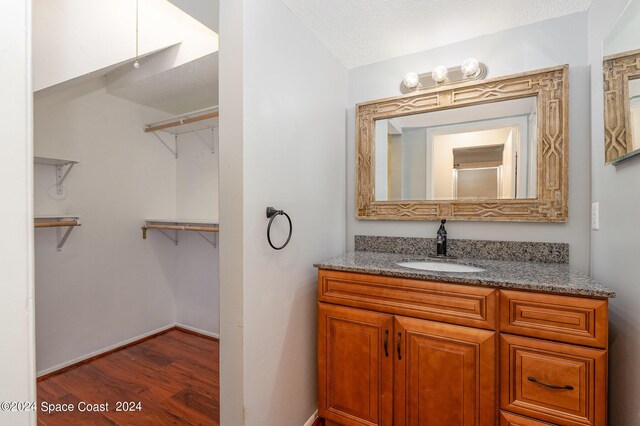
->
[603,0,640,164]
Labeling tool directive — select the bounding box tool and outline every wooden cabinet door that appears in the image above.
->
[318,303,393,426]
[393,316,496,426]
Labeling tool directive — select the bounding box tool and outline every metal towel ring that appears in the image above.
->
[266,207,292,250]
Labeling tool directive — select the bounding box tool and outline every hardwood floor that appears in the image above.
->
[37,329,219,425]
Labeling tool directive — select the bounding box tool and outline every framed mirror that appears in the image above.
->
[356,65,568,222]
[603,0,640,164]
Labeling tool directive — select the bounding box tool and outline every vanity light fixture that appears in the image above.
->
[461,57,480,77]
[400,57,487,93]
[431,65,449,83]
[402,72,420,91]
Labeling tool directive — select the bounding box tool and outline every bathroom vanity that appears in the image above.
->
[315,247,615,426]
[332,60,616,425]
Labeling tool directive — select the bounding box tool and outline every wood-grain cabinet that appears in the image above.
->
[317,270,609,426]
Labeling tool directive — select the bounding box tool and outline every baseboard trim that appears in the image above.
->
[304,410,319,426]
[37,323,219,380]
[175,323,220,341]
[36,324,175,380]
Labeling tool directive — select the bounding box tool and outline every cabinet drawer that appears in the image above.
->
[500,411,555,425]
[500,334,606,426]
[318,270,497,330]
[500,290,607,348]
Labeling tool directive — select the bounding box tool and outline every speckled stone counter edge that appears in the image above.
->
[314,251,615,298]
[355,235,569,264]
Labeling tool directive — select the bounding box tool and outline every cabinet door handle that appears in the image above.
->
[383,330,389,357]
[397,332,402,360]
[527,376,574,390]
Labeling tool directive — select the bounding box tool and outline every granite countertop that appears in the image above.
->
[314,251,615,298]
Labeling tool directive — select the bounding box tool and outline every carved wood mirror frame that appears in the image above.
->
[356,65,569,222]
[603,49,640,164]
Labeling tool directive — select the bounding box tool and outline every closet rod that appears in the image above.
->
[145,224,219,232]
[35,219,80,228]
[144,111,219,133]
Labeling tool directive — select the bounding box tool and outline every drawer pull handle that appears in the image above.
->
[384,330,389,357]
[528,376,574,390]
[397,332,402,360]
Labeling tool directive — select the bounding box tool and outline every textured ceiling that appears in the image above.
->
[279,0,591,68]
[108,52,218,114]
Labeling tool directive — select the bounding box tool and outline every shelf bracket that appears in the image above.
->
[56,225,76,252]
[151,132,178,158]
[196,231,217,248]
[157,229,179,245]
[191,128,216,154]
[55,162,76,195]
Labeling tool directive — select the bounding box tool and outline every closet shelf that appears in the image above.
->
[34,156,78,195]
[143,106,219,158]
[142,219,219,247]
[35,216,81,252]
[35,215,80,228]
[144,107,219,135]
[34,157,78,167]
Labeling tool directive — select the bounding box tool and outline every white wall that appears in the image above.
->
[603,0,640,55]
[0,1,36,424]
[34,79,179,374]
[589,0,640,424]
[218,0,348,424]
[218,0,245,423]
[174,232,219,335]
[243,1,347,423]
[347,13,592,271]
[402,128,428,199]
[177,129,219,218]
[175,130,220,336]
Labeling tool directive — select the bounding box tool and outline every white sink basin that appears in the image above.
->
[397,261,485,273]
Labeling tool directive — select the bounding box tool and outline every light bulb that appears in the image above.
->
[133,60,140,69]
[402,72,420,90]
[461,57,480,77]
[431,65,448,83]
